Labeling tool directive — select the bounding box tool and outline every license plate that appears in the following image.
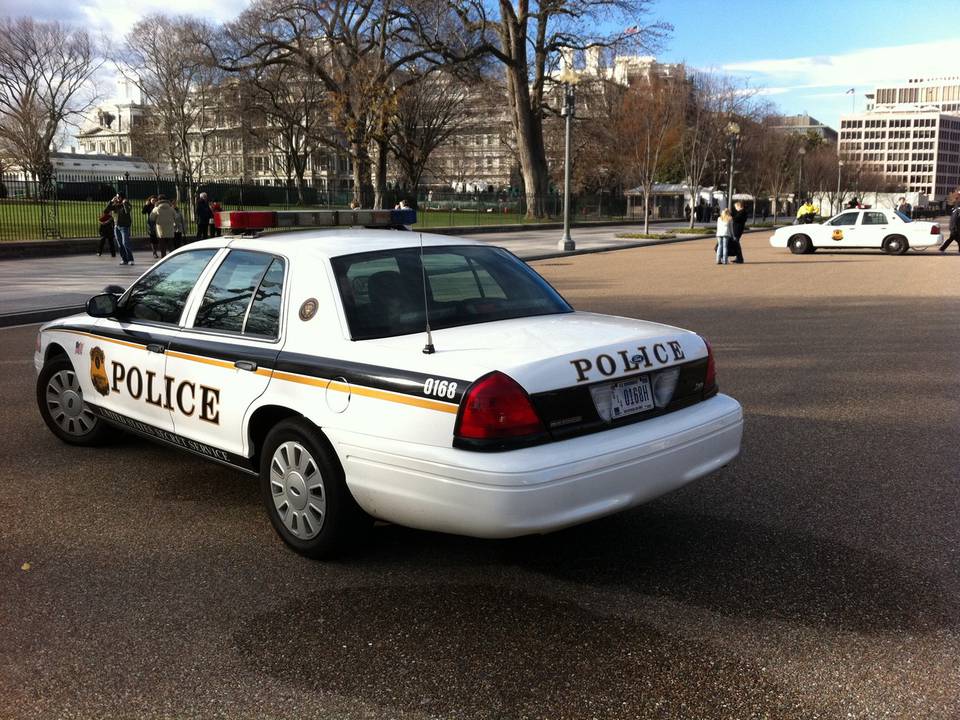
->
[610,376,654,419]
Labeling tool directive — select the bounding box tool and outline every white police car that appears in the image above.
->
[771,208,941,254]
[35,209,743,558]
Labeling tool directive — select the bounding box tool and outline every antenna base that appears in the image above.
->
[422,343,436,355]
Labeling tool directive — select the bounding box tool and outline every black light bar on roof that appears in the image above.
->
[214,208,416,233]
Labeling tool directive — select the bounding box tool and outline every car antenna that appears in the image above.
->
[419,232,436,354]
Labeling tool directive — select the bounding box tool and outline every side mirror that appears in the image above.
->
[103,284,125,295]
[86,293,119,318]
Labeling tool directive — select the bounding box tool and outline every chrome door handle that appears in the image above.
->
[146,343,165,354]
[234,360,258,372]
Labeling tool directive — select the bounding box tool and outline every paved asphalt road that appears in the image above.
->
[2,233,959,719]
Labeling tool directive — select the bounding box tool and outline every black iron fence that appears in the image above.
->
[0,172,637,242]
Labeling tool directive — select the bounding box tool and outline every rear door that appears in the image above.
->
[167,249,288,457]
[860,210,891,247]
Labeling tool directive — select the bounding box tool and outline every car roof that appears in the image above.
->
[214,228,487,260]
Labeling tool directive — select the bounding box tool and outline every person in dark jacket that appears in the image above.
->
[195,193,212,241]
[939,202,960,253]
[142,195,159,258]
[730,201,748,263]
[105,192,134,265]
[97,212,115,257]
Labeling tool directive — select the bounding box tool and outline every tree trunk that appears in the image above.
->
[643,187,650,234]
[373,137,388,209]
[350,138,373,207]
[688,184,699,229]
[506,63,550,219]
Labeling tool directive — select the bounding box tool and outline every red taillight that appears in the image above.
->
[701,337,718,396]
[931,225,940,235]
[455,371,545,443]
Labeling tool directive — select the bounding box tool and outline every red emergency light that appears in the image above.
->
[214,208,416,233]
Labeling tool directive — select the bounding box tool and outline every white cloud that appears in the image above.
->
[79,0,248,40]
[722,38,960,96]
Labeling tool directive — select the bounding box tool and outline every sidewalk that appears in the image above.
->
[0,221,718,326]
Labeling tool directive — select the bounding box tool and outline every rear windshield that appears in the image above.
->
[330,245,573,340]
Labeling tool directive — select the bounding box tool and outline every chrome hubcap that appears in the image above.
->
[270,441,326,540]
[46,369,97,437]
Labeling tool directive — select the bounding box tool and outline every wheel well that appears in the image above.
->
[247,405,304,467]
[790,233,810,242]
[44,342,69,363]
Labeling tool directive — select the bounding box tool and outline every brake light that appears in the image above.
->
[455,371,545,443]
[931,225,940,235]
[701,337,718,397]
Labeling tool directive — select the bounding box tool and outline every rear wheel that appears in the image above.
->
[882,235,909,255]
[36,355,110,445]
[789,234,812,254]
[259,418,370,559]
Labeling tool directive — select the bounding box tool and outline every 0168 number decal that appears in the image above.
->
[423,377,458,399]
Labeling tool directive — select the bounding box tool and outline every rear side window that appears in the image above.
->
[194,250,285,338]
[331,245,571,340]
[862,212,887,225]
[123,249,217,324]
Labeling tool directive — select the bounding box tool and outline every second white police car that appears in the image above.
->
[35,209,743,558]
[771,207,941,254]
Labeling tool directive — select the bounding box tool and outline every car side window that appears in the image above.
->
[123,249,218,325]
[194,250,284,337]
[244,258,285,338]
[829,212,860,226]
[862,212,888,225]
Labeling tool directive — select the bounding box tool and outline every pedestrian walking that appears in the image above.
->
[938,202,960,253]
[97,212,115,257]
[105,192,134,266]
[209,200,222,237]
[716,208,734,265]
[143,195,159,258]
[730,200,748,263]
[149,195,176,258]
[195,193,212,241]
[172,200,186,249]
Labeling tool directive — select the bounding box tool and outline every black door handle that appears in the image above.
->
[146,343,165,354]
[235,360,258,372]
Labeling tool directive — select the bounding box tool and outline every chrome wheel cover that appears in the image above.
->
[270,441,326,540]
[46,369,97,437]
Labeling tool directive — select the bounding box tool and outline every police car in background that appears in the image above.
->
[770,208,941,254]
[35,209,743,558]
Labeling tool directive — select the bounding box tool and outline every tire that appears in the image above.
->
[36,354,111,446]
[789,234,811,254]
[882,235,909,255]
[259,418,370,559]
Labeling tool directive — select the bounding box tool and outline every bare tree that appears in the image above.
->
[445,1,669,218]
[388,72,466,194]
[0,18,102,181]
[615,75,683,233]
[679,71,749,228]
[760,121,803,225]
[118,15,222,211]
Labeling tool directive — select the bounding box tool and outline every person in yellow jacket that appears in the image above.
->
[796,199,817,224]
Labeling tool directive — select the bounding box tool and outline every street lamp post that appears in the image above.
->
[123,171,130,197]
[725,122,740,210]
[836,160,844,214]
[558,68,579,252]
[797,146,806,207]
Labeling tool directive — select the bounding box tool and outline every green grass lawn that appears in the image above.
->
[0,199,630,242]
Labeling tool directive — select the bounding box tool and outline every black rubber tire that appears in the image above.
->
[36,354,112,446]
[882,235,909,255]
[259,418,370,559]
[789,234,812,254]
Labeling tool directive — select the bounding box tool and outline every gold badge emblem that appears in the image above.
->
[89,346,110,397]
[299,298,319,321]
[832,229,843,241]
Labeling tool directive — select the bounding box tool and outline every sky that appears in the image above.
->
[5,0,959,133]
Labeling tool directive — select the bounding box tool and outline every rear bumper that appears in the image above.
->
[330,393,743,538]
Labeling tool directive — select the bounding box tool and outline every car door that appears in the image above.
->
[823,210,862,247]
[165,249,287,457]
[859,210,891,247]
[91,248,219,431]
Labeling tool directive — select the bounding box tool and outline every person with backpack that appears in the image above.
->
[96,212,115,257]
[149,195,177,258]
[105,192,134,266]
[715,208,734,265]
[195,193,213,241]
[938,201,960,253]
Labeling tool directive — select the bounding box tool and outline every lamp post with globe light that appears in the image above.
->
[558,67,579,251]
[798,146,806,208]
[836,160,844,214]
[725,122,740,210]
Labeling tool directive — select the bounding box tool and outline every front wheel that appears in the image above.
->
[259,419,370,559]
[36,355,111,445]
[789,234,812,254]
